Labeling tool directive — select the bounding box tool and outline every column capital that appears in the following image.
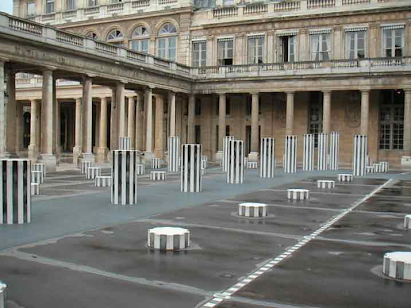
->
[41,66,56,73]
[250,92,259,96]
[285,91,295,95]
[359,89,371,94]
[404,89,411,94]
[322,90,332,94]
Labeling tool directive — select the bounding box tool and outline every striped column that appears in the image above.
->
[151,158,162,169]
[111,150,138,205]
[147,227,190,251]
[238,202,268,218]
[383,252,411,280]
[222,136,235,172]
[0,281,6,308]
[380,161,389,172]
[81,161,92,174]
[150,171,166,181]
[284,135,297,173]
[260,138,275,178]
[329,131,340,170]
[303,134,314,171]
[31,170,43,184]
[227,140,244,184]
[404,214,411,229]
[317,180,335,189]
[287,189,310,200]
[95,176,111,187]
[119,137,131,150]
[353,135,367,177]
[168,136,180,173]
[338,173,353,182]
[87,167,101,179]
[31,183,40,195]
[317,133,328,171]
[32,163,46,179]
[136,163,145,175]
[181,144,202,192]
[0,159,31,224]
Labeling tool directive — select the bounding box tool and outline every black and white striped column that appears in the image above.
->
[383,252,411,280]
[152,158,162,169]
[181,144,202,192]
[329,131,340,170]
[0,159,31,224]
[95,176,111,187]
[111,150,138,205]
[317,180,335,189]
[338,173,353,182]
[31,183,40,196]
[404,215,411,229]
[227,140,244,184]
[150,171,166,181]
[31,170,43,184]
[380,161,389,172]
[303,134,314,171]
[0,281,6,308]
[147,227,190,251]
[317,133,328,171]
[119,137,131,150]
[168,136,180,173]
[32,163,46,179]
[284,135,297,173]
[136,163,145,175]
[287,189,310,200]
[81,161,92,175]
[353,135,367,176]
[222,136,235,172]
[260,138,275,178]
[87,167,101,179]
[238,202,267,218]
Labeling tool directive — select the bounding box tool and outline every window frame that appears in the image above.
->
[27,2,36,16]
[382,27,405,58]
[157,23,178,62]
[45,0,55,14]
[217,38,234,66]
[192,40,207,67]
[379,90,404,150]
[310,32,331,61]
[66,0,76,11]
[345,30,367,59]
[130,26,150,54]
[107,29,124,46]
[247,35,265,64]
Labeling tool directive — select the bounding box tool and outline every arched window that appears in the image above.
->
[86,32,98,40]
[157,23,177,61]
[130,26,149,54]
[107,29,124,46]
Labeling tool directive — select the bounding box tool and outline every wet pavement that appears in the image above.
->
[1,166,411,308]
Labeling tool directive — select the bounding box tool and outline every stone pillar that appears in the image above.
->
[135,92,143,151]
[55,99,61,156]
[401,90,411,166]
[145,87,154,161]
[97,97,108,162]
[40,69,56,172]
[110,87,119,151]
[0,61,5,157]
[360,90,370,136]
[286,92,295,135]
[15,101,24,153]
[169,91,176,136]
[117,82,126,138]
[28,100,38,160]
[216,93,226,160]
[127,96,135,149]
[81,76,94,162]
[249,92,259,162]
[6,72,17,155]
[154,94,164,159]
[323,91,331,134]
[187,94,195,144]
[73,98,82,165]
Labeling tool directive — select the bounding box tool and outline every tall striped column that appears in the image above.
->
[260,138,275,178]
[222,136,235,172]
[168,136,180,173]
[303,134,314,171]
[181,144,202,192]
[1,159,31,224]
[317,133,328,171]
[284,135,297,173]
[353,135,367,177]
[111,150,138,205]
[0,281,6,308]
[227,140,244,184]
[119,137,131,150]
[329,131,340,170]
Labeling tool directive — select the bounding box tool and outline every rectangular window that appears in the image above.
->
[279,36,296,62]
[248,36,264,64]
[27,2,36,16]
[310,33,331,61]
[46,0,55,13]
[192,41,207,67]
[195,98,201,116]
[223,0,234,5]
[345,30,366,59]
[379,90,404,150]
[66,0,76,10]
[218,39,233,66]
[131,39,149,53]
[88,0,98,6]
[157,37,176,61]
[195,125,201,144]
[383,27,404,57]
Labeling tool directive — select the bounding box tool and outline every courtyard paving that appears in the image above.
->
[0,165,410,307]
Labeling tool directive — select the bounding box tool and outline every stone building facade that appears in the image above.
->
[8,0,411,169]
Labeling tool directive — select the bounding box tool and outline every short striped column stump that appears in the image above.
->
[152,158,162,169]
[404,215,411,229]
[31,170,43,184]
[247,162,258,169]
[119,137,131,150]
[95,176,111,187]
[365,166,375,173]
[147,227,190,251]
[373,163,383,173]
[0,281,6,308]
[201,158,207,170]
[383,252,411,281]
[136,164,145,175]
[238,203,267,218]
[87,167,101,179]
[150,171,166,181]
[287,189,310,200]
[338,174,353,182]
[32,163,46,179]
[380,161,389,172]
[244,157,249,166]
[31,183,40,196]
[81,161,92,174]
[317,180,335,189]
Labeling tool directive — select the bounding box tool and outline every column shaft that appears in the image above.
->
[117,83,126,138]
[145,88,153,153]
[154,94,164,158]
[99,97,108,148]
[127,96,135,149]
[218,93,226,151]
[187,95,195,143]
[82,77,92,154]
[136,93,144,151]
[0,61,4,156]
[73,98,82,155]
[286,92,295,135]
[323,91,331,134]
[6,72,17,154]
[169,92,176,136]
[41,70,53,154]
[251,93,259,152]
[55,99,60,155]
[360,90,370,136]
[28,100,38,160]
[403,90,411,155]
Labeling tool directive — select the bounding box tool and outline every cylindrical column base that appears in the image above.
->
[147,227,190,251]
[239,202,267,217]
[383,252,411,280]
